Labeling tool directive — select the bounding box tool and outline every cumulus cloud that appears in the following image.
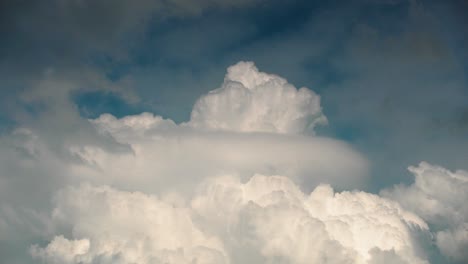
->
[190,61,327,134]
[32,175,429,264]
[2,61,466,264]
[30,184,227,264]
[192,174,429,263]
[382,162,468,262]
[0,61,370,263]
[67,62,366,192]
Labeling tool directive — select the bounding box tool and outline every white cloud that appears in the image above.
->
[32,175,429,264]
[31,184,227,264]
[3,62,370,263]
[77,62,365,192]
[189,61,327,134]
[31,236,90,264]
[193,175,429,263]
[435,224,468,262]
[4,61,466,264]
[382,162,468,262]
[0,63,366,259]
[85,111,367,192]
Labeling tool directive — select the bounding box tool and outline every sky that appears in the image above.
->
[0,0,467,263]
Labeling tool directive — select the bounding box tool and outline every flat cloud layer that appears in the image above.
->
[86,112,367,192]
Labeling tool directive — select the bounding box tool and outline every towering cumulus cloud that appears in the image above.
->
[190,61,327,134]
[1,61,465,263]
[77,62,367,191]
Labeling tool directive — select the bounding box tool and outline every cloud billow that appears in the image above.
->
[31,175,429,264]
[190,61,327,134]
[382,162,468,262]
[0,61,466,264]
[84,62,366,192]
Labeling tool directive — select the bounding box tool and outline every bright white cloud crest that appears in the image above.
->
[190,61,327,134]
[0,61,467,263]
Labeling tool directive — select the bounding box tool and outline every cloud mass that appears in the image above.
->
[190,61,327,134]
[83,62,366,192]
[0,61,462,263]
[382,162,468,262]
[32,175,429,264]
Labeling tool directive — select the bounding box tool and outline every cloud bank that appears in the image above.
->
[0,61,466,263]
[31,175,428,264]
